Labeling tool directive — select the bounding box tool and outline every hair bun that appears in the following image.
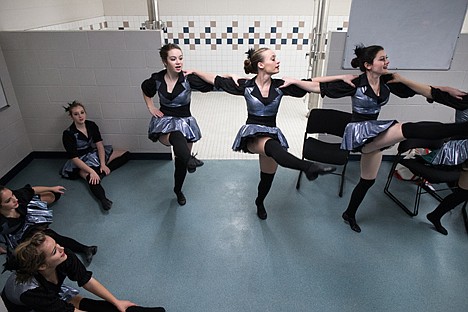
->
[245,48,255,60]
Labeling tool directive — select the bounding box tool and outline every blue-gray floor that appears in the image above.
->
[1,159,467,312]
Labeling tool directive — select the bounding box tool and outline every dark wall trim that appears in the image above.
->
[0,151,172,185]
[0,151,394,186]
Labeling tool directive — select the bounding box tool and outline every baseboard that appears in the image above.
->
[0,151,172,185]
[1,151,396,186]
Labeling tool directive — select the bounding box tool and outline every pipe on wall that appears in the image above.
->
[307,0,329,110]
[146,0,165,30]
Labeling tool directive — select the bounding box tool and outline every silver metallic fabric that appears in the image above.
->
[148,115,201,142]
[423,139,468,166]
[455,108,468,123]
[6,197,53,249]
[61,145,113,178]
[341,120,396,151]
[352,86,390,115]
[232,124,288,152]
[59,284,80,302]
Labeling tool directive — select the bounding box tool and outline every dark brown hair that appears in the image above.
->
[159,43,182,63]
[351,44,384,72]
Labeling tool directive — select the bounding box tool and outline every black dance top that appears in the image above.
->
[62,120,102,159]
[141,70,214,117]
[0,185,34,236]
[214,76,308,127]
[1,249,92,312]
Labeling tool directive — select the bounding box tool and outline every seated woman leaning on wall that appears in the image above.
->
[60,101,130,212]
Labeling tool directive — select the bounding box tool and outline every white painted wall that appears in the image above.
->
[0,0,104,31]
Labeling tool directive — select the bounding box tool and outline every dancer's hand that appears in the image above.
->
[50,186,66,194]
[88,171,101,185]
[280,76,300,88]
[341,74,357,87]
[100,164,111,176]
[113,299,137,312]
[222,73,245,86]
[148,106,164,118]
[436,86,467,100]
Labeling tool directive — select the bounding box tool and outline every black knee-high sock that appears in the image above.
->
[79,299,165,312]
[402,121,468,140]
[127,307,166,312]
[173,156,187,193]
[168,131,190,164]
[256,171,275,204]
[79,298,118,311]
[344,178,375,217]
[44,229,89,254]
[86,174,107,201]
[429,188,468,220]
[264,139,309,171]
[51,192,62,202]
[107,151,130,171]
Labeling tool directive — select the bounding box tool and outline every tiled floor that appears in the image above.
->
[189,92,309,159]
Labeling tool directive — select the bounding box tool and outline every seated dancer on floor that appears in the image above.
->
[61,101,130,211]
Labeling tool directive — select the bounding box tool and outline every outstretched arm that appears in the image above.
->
[185,70,217,85]
[281,74,357,93]
[32,186,66,195]
[389,73,467,100]
[83,277,137,312]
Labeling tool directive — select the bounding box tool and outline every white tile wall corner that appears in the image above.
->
[0,30,167,158]
[323,32,468,154]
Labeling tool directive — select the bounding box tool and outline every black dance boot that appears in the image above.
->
[342,212,361,233]
[426,213,448,235]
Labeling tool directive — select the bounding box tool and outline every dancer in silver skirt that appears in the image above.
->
[283,44,467,233]
[142,43,213,206]
[192,47,357,220]
[410,87,468,235]
[61,101,130,211]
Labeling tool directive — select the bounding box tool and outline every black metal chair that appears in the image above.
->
[296,108,352,197]
[384,138,461,217]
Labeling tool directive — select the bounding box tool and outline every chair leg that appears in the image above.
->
[296,170,302,190]
[413,183,424,216]
[384,162,418,217]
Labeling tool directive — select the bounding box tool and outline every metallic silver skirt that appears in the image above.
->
[422,139,468,166]
[61,145,113,178]
[148,115,201,142]
[341,120,396,151]
[232,124,288,153]
[6,201,53,249]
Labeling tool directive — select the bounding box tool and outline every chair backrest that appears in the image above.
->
[306,108,352,137]
[397,138,445,154]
